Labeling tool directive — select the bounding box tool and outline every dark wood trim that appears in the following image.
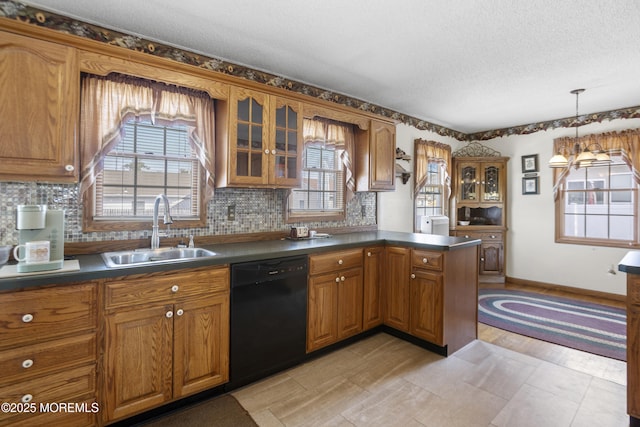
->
[505,275,625,303]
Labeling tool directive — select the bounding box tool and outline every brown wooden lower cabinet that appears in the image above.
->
[0,282,98,427]
[383,245,478,355]
[363,246,385,329]
[410,269,444,345]
[384,246,412,332]
[307,248,364,352]
[102,266,229,423]
[453,229,505,282]
[627,275,640,424]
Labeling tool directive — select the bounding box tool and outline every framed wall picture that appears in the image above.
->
[521,154,539,173]
[522,176,539,195]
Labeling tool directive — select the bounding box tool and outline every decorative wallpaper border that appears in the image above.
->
[2,0,639,141]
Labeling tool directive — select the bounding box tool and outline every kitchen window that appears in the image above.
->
[95,121,201,220]
[80,73,216,232]
[286,118,355,222]
[556,155,638,246]
[415,162,445,218]
[413,139,451,232]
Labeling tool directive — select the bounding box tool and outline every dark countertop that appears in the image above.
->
[619,251,640,275]
[0,230,480,291]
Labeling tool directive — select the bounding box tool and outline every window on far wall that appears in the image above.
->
[556,154,638,247]
[95,121,201,221]
[286,118,353,222]
[415,161,446,224]
[287,142,345,221]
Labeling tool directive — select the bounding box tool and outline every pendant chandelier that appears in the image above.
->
[548,89,611,168]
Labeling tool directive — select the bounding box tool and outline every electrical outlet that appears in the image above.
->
[228,204,236,221]
[361,205,367,217]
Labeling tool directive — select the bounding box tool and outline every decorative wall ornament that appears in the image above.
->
[2,0,640,142]
[452,141,502,157]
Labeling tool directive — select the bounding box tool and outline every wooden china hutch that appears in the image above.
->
[450,142,509,283]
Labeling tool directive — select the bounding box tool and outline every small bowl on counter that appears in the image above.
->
[458,221,470,226]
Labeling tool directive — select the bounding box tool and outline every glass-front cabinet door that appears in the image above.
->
[272,97,302,187]
[458,162,479,202]
[482,162,503,203]
[456,160,505,204]
[230,87,269,185]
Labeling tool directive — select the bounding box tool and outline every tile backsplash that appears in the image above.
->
[0,181,377,245]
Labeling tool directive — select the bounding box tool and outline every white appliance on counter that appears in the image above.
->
[419,215,450,236]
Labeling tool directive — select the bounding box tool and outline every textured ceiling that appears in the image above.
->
[21,0,640,134]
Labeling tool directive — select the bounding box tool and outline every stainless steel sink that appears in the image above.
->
[101,247,218,268]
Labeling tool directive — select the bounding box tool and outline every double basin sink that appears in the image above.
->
[101,247,218,268]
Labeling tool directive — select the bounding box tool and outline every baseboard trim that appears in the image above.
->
[505,275,625,303]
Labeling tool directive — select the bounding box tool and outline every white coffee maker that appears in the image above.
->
[15,205,65,273]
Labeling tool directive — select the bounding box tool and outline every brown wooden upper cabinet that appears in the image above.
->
[355,119,396,191]
[455,159,506,206]
[0,31,78,182]
[216,86,302,188]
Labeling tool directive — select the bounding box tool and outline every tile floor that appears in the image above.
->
[232,333,628,427]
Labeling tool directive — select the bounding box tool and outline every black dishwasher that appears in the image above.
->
[228,255,308,390]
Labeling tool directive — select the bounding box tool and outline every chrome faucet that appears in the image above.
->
[151,194,173,250]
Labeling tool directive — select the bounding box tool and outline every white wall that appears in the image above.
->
[377,123,462,232]
[379,119,640,295]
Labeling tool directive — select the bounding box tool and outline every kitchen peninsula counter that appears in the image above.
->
[618,251,640,427]
[0,230,480,291]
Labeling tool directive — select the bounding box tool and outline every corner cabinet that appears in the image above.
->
[355,119,396,191]
[216,86,302,188]
[0,31,78,182]
[451,156,509,283]
[102,266,229,423]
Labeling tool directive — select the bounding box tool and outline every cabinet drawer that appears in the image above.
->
[105,266,229,309]
[7,398,96,427]
[412,250,443,271]
[309,248,363,275]
[455,231,502,241]
[0,284,97,349]
[0,334,96,384]
[0,365,95,426]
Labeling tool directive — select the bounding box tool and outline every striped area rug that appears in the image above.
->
[478,288,627,361]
